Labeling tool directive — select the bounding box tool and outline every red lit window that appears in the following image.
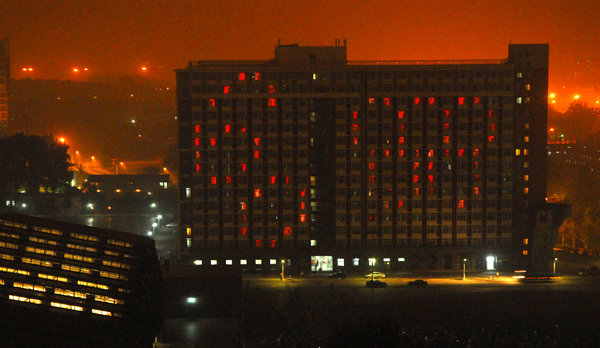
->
[458,149,464,157]
[195,151,200,159]
[224,124,231,133]
[474,97,480,104]
[238,72,246,81]
[474,187,479,195]
[254,137,261,146]
[398,111,405,119]
[428,175,434,183]
[473,174,479,181]
[353,137,359,145]
[444,110,450,118]
[488,110,494,118]
[255,240,263,248]
[415,149,420,157]
[473,149,480,157]
[254,188,262,197]
[368,175,376,183]
[414,188,420,196]
[224,85,230,94]
[458,97,465,105]
[268,98,276,107]
[369,162,375,170]
[414,97,420,105]
[211,176,217,185]
[428,97,435,105]
[489,123,496,131]
[195,164,200,172]
[195,138,200,146]
[413,162,419,170]
[240,127,246,133]
[300,189,306,197]
[195,125,201,133]
[445,149,450,157]
[370,149,376,157]
[300,202,305,209]
[268,85,276,94]
[384,98,390,106]
[384,150,390,158]
[398,200,405,209]
[285,176,291,184]
[488,136,495,143]
[368,98,375,104]
[225,176,232,184]
[398,123,405,131]
[241,227,247,235]
[458,200,465,208]
[399,136,405,144]
[428,162,434,170]
[443,123,450,130]
[209,99,216,107]
[352,111,359,119]
[443,136,450,144]
[398,150,405,157]
[240,202,246,210]
[254,150,260,159]
[413,175,419,183]
[270,239,277,248]
[209,138,216,146]
[270,176,276,184]
[428,149,434,158]
[474,161,479,169]
[299,214,306,223]
[352,124,359,132]
[283,227,292,236]
[240,163,247,172]
[253,72,261,80]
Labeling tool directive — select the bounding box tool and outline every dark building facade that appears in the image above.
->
[0,39,8,137]
[176,42,550,272]
[0,214,162,347]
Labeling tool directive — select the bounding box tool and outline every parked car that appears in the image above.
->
[329,271,347,279]
[364,272,386,279]
[407,279,428,287]
[366,280,387,288]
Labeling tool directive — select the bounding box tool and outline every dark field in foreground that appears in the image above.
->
[238,280,600,347]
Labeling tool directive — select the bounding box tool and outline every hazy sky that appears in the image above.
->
[2,0,599,108]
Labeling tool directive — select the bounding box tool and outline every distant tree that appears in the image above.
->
[559,217,577,247]
[0,134,72,198]
[580,202,600,250]
[550,102,600,141]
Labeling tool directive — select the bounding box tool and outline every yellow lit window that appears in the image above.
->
[100,271,127,280]
[524,175,529,181]
[51,302,83,311]
[524,187,529,194]
[64,253,94,263]
[70,233,99,242]
[92,309,112,316]
[61,264,91,274]
[67,243,97,252]
[9,294,41,304]
[13,282,46,292]
[522,250,528,255]
[102,260,130,269]
[523,238,529,245]
[25,246,56,256]
[515,149,521,156]
[186,227,192,236]
[77,280,109,290]
[524,123,530,130]
[523,149,528,155]
[0,232,20,239]
[33,226,62,236]
[95,294,123,304]
[105,250,119,257]
[0,241,19,249]
[39,273,68,282]
[29,236,57,245]
[55,288,86,299]
[0,266,30,276]
[0,279,4,285]
[524,162,529,168]
[525,84,531,91]
[22,257,53,267]
[524,136,529,142]
[107,239,133,248]
[1,253,14,261]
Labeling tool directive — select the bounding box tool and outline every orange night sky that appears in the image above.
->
[2,0,599,110]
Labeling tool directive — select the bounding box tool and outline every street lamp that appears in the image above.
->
[554,258,558,275]
[463,258,467,280]
[281,260,285,281]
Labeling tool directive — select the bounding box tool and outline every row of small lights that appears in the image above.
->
[549,93,600,105]
[21,66,149,73]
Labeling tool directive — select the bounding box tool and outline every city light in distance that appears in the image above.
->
[22,67,33,72]
[574,94,580,100]
[549,93,556,98]
[140,66,148,71]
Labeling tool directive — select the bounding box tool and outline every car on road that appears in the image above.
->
[329,271,347,279]
[407,279,428,287]
[364,272,386,279]
[366,280,387,288]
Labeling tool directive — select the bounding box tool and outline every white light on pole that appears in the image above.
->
[554,258,558,275]
[281,260,285,281]
[463,258,467,280]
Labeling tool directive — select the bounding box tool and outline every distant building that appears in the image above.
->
[176,42,556,272]
[0,39,8,137]
[0,214,162,347]
[86,174,170,194]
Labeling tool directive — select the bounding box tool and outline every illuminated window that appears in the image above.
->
[428,97,435,105]
[195,164,200,172]
[398,137,405,144]
[254,189,262,197]
[9,295,41,305]
[517,97,522,104]
[224,85,230,94]
[195,125,201,133]
[384,150,390,158]
[398,200,405,209]
[522,250,528,255]
[39,273,67,282]
[284,227,292,236]
[524,187,529,194]
[225,176,232,184]
[353,137,359,145]
[398,111,404,119]
[488,136,495,143]
[253,72,261,80]
[458,97,465,105]
[51,302,83,312]
[353,111,359,119]
[254,150,260,159]
[268,85,276,94]
[240,259,247,265]
[299,214,306,223]
[413,162,419,170]
[55,288,86,298]
[525,84,531,91]
[443,136,450,144]
[13,282,45,292]
[524,123,530,130]
[270,176,276,184]
[226,259,232,265]
[523,238,529,245]
[444,110,450,118]
[210,138,216,146]
[255,258,262,264]
[270,259,276,265]
[458,149,464,157]
[398,150,405,157]
[458,200,465,208]
[209,99,216,107]
[92,309,112,316]
[240,163,247,172]
[524,136,529,142]
[427,175,434,183]
[369,162,375,170]
[300,202,306,209]
[427,149,434,158]
[268,98,277,107]
[473,97,480,104]
[384,98,390,106]
[515,149,521,156]
[240,227,247,236]
[369,175,376,183]
[523,149,528,155]
[211,260,217,265]
[473,149,479,157]
[524,175,529,181]
[428,162,434,170]
[414,97,420,105]
[368,98,375,104]
[224,124,231,133]
[474,187,479,195]
[352,124,359,132]
[210,177,217,185]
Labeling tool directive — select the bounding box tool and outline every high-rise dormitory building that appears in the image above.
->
[176,42,558,272]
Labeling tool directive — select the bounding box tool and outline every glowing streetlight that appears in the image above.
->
[463,258,467,280]
[281,260,285,281]
[574,94,580,100]
[73,68,79,73]
[549,93,556,98]
[553,258,558,275]
[58,137,65,144]
[141,66,148,72]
